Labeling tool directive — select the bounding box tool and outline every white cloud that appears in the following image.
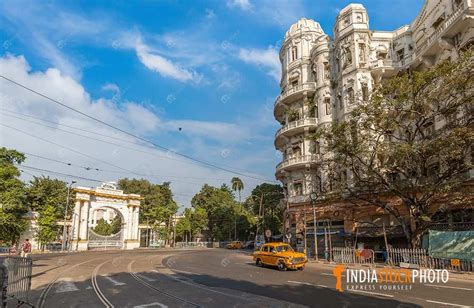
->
[134,39,203,83]
[238,46,281,81]
[101,83,120,94]
[0,54,273,206]
[227,0,252,11]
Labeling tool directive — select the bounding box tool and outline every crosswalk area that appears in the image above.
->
[54,273,157,293]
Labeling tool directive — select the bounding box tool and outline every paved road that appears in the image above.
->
[10,249,473,307]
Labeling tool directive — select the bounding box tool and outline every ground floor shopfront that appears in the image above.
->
[284,197,473,259]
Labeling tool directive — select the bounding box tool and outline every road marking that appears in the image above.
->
[55,278,79,293]
[167,269,196,275]
[321,272,345,277]
[103,275,125,286]
[134,302,168,308]
[425,284,473,291]
[348,289,394,298]
[136,273,156,282]
[426,300,471,307]
[287,280,328,288]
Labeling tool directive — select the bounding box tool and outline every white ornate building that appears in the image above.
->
[274,0,473,252]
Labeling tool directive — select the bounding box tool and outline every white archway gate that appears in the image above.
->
[71,182,141,251]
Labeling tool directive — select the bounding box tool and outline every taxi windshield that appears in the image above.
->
[275,245,293,252]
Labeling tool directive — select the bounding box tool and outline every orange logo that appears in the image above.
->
[333,264,346,292]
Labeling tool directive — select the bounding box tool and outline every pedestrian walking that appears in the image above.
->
[21,239,32,258]
[9,242,18,256]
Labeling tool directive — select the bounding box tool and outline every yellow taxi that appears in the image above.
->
[253,242,307,271]
[226,241,243,249]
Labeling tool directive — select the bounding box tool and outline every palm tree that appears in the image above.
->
[231,177,244,202]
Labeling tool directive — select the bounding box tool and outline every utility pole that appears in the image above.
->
[303,202,307,256]
[234,205,237,241]
[310,191,318,260]
[62,181,76,251]
[173,213,177,247]
[255,193,264,244]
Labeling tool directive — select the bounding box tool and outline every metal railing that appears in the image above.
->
[276,118,318,138]
[2,257,33,307]
[174,241,214,248]
[332,247,375,265]
[275,82,317,106]
[276,154,320,171]
[387,248,473,272]
[415,4,464,56]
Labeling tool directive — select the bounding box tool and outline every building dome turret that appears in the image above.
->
[284,18,324,40]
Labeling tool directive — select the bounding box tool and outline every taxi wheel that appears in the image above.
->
[298,266,305,271]
[277,261,287,271]
[256,259,263,267]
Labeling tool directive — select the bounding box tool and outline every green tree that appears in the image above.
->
[244,183,284,236]
[27,176,68,247]
[110,215,122,234]
[231,177,244,202]
[94,218,112,236]
[118,178,178,243]
[311,51,473,247]
[190,206,208,239]
[175,214,191,242]
[191,184,239,240]
[0,148,28,244]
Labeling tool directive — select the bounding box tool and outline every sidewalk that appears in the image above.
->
[306,259,474,281]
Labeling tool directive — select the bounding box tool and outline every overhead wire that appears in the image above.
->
[0,75,276,182]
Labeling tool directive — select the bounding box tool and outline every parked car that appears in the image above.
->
[243,241,254,249]
[253,242,307,271]
[226,241,243,249]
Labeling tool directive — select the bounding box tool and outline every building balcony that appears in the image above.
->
[276,154,320,175]
[274,82,317,121]
[414,3,465,57]
[285,194,311,205]
[274,118,318,149]
[370,59,400,79]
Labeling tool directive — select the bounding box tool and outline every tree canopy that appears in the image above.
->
[244,183,284,236]
[0,147,28,244]
[118,178,178,226]
[27,176,68,245]
[191,184,254,241]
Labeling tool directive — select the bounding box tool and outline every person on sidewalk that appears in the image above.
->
[9,242,18,256]
[20,239,32,258]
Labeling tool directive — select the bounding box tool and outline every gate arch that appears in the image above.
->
[71,182,141,250]
[88,206,125,250]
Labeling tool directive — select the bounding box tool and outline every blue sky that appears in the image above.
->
[0,0,424,207]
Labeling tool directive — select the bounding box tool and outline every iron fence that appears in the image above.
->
[3,257,33,307]
[387,248,473,272]
[174,242,214,248]
[331,247,375,265]
[1,262,7,308]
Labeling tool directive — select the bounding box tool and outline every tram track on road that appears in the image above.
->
[91,260,114,307]
[127,258,202,308]
[36,257,101,308]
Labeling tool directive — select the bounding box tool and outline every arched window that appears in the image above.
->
[291,46,298,61]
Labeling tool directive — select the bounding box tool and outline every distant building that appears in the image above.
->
[274,0,473,253]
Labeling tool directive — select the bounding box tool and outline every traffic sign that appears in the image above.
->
[265,229,272,238]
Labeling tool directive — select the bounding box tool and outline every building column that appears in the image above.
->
[76,201,90,251]
[72,200,82,242]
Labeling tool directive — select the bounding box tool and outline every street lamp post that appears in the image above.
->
[303,203,307,256]
[310,191,318,261]
[62,181,76,251]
